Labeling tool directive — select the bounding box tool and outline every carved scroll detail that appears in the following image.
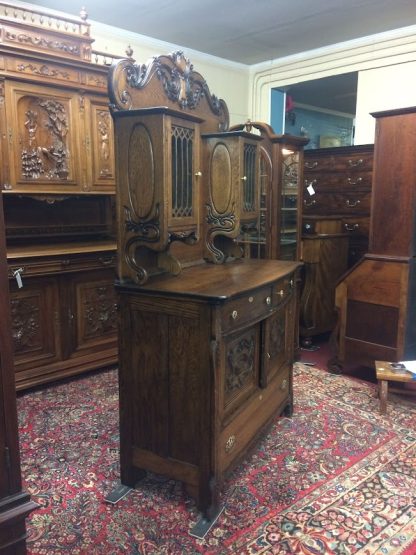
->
[205,203,237,263]
[6,30,80,56]
[108,51,229,131]
[17,63,71,80]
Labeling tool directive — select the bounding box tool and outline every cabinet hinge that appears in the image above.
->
[4,446,11,470]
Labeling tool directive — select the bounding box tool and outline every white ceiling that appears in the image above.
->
[21,0,416,65]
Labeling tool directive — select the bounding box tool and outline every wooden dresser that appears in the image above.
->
[0,5,119,389]
[108,52,301,531]
[0,193,38,553]
[332,107,416,371]
[300,145,374,344]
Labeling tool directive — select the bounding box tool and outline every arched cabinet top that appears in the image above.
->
[108,50,229,134]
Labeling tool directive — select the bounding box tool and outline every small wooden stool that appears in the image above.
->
[375,360,416,414]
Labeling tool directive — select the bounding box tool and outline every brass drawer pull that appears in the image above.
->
[265,296,271,305]
[248,296,254,303]
[99,256,114,266]
[347,177,363,185]
[346,199,361,207]
[241,176,247,181]
[225,435,236,453]
[277,289,284,297]
[305,161,318,169]
[344,223,359,231]
[280,379,288,391]
[194,171,202,177]
[303,199,316,207]
[348,158,363,167]
[231,310,238,320]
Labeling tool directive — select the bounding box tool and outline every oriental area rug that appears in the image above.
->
[17,363,416,554]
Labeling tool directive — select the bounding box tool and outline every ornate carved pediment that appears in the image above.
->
[108,51,229,133]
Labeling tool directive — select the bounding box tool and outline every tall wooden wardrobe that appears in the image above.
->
[0,4,119,390]
[331,106,416,371]
[108,51,302,532]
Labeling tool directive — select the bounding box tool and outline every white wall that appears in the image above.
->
[249,25,416,145]
[355,62,416,144]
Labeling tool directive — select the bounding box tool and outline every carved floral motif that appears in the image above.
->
[83,286,117,336]
[17,63,71,80]
[10,298,40,352]
[226,331,256,394]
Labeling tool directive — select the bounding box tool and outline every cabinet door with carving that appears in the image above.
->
[261,300,293,387]
[9,276,62,380]
[83,95,115,192]
[221,324,261,423]
[3,80,81,193]
[64,269,117,359]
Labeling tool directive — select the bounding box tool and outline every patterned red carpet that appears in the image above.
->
[17,363,416,554]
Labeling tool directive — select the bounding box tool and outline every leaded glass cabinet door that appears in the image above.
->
[280,149,302,260]
[112,107,203,284]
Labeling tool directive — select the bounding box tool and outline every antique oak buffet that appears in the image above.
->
[107,51,301,534]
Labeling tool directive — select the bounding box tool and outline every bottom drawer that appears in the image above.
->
[217,368,290,474]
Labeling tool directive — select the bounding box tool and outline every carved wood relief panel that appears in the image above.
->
[5,80,80,190]
[223,325,260,418]
[9,277,61,367]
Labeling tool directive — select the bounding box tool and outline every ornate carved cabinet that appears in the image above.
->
[332,107,416,371]
[108,52,301,528]
[0,5,118,389]
[0,193,37,553]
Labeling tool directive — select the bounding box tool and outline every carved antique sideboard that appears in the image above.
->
[0,4,119,389]
[108,51,301,533]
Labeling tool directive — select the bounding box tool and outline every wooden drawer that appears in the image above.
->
[304,171,372,192]
[8,251,116,280]
[303,191,371,215]
[304,151,373,173]
[221,285,274,332]
[341,216,370,237]
[218,368,290,474]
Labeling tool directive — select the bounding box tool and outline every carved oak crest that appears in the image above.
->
[108,51,229,132]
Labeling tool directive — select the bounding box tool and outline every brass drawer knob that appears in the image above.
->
[231,310,238,319]
[278,289,284,297]
[225,435,236,453]
[265,296,271,305]
[194,171,202,177]
[248,296,254,303]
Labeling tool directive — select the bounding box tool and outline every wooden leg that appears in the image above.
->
[378,379,388,414]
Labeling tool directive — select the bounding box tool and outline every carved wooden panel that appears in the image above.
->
[9,276,61,370]
[262,305,291,386]
[85,95,115,191]
[69,270,117,356]
[5,80,80,192]
[223,325,260,419]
